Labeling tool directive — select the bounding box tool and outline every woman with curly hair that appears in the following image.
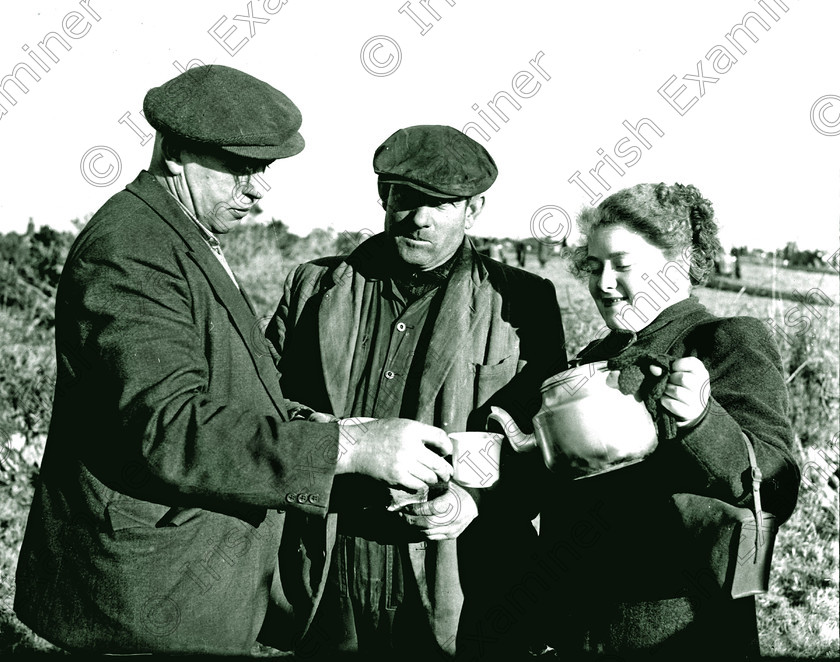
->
[535,183,801,661]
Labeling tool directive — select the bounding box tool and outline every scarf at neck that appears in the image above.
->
[389,241,464,303]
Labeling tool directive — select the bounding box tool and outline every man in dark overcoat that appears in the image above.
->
[267,125,568,660]
[14,66,452,656]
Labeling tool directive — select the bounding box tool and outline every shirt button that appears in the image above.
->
[297,494,308,504]
[396,322,406,332]
[385,370,395,380]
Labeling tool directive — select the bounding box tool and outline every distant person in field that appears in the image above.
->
[537,241,550,268]
[516,240,528,268]
[533,182,801,661]
[489,240,506,263]
[14,66,454,656]
[266,125,567,660]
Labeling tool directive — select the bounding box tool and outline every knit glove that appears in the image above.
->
[607,349,680,441]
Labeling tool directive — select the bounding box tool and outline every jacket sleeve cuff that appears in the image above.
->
[277,421,341,517]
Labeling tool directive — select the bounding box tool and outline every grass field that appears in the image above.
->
[0,230,837,657]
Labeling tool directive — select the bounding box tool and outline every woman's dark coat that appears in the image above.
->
[539,297,800,661]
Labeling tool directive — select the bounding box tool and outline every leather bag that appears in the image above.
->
[673,433,778,600]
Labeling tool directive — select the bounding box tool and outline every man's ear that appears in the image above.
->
[464,195,485,230]
[160,136,185,176]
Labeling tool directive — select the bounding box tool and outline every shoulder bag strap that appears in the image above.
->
[742,432,764,560]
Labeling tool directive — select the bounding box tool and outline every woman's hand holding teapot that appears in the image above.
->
[648,357,711,430]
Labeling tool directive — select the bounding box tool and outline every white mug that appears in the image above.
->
[449,432,504,488]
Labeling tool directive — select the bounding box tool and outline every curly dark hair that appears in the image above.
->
[569,183,721,286]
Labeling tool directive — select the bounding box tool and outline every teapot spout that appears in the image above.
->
[488,406,537,453]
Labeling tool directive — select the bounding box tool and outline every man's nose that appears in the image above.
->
[409,205,434,227]
[234,177,263,202]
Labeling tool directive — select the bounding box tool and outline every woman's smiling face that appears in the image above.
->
[585,224,691,332]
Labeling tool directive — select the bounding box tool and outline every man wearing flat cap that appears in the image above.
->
[267,125,567,660]
[14,67,453,656]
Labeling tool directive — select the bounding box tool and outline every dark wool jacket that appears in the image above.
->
[538,297,801,661]
[267,234,567,659]
[14,171,340,656]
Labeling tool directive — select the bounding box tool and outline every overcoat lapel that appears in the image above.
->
[126,172,288,418]
[187,253,291,416]
[240,284,258,315]
[415,243,488,421]
[317,261,374,417]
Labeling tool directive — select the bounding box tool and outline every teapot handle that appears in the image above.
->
[487,406,538,453]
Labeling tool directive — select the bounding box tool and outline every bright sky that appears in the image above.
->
[1,1,837,252]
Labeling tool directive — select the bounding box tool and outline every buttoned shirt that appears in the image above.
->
[351,279,438,419]
[350,244,463,420]
[327,246,468,635]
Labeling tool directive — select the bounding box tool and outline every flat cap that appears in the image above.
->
[373,125,497,198]
[143,64,304,160]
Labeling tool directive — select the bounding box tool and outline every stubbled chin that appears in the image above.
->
[395,241,429,261]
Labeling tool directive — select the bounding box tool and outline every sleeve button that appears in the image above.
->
[285,493,297,503]
[297,494,308,504]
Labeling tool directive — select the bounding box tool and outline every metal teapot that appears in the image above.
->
[488,361,659,479]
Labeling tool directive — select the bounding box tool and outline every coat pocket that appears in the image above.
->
[105,498,201,532]
[472,354,518,408]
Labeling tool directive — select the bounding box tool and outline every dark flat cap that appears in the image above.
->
[143,64,304,160]
[373,125,497,198]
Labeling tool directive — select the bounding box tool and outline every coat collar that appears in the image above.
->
[127,171,219,256]
[576,296,711,364]
[325,233,487,289]
[125,171,286,416]
[634,296,708,342]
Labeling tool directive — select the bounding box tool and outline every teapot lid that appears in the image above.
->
[538,361,613,409]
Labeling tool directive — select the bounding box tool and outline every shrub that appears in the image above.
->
[0,224,74,327]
